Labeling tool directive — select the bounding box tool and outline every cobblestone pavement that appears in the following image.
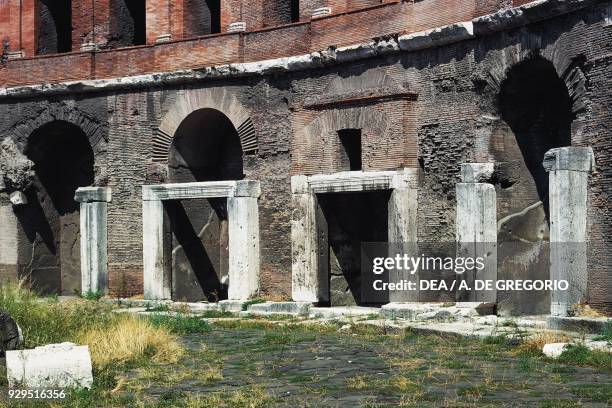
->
[120,322,612,407]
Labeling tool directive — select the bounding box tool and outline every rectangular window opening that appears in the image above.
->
[338,128,362,171]
[291,0,300,22]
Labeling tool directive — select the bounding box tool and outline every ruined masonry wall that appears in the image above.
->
[0,3,609,312]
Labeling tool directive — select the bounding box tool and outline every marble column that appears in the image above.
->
[0,196,19,284]
[142,197,171,300]
[543,147,595,316]
[74,187,112,295]
[456,163,497,303]
[387,172,419,302]
[291,175,322,303]
[227,181,261,300]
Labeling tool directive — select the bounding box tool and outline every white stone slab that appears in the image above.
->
[6,343,93,389]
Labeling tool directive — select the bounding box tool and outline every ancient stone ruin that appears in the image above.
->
[0,0,609,317]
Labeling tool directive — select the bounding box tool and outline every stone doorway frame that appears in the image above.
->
[291,169,418,304]
[142,180,261,301]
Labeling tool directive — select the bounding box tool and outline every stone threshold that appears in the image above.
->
[103,298,610,338]
[0,0,602,99]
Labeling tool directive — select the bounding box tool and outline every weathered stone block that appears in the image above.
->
[9,191,27,206]
[543,147,595,172]
[6,343,93,389]
[460,163,495,183]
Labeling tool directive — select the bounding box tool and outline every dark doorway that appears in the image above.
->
[168,109,243,302]
[317,190,390,306]
[36,0,72,54]
[109,0,146,47]
[20,121,94,295]
[184,0,221,36]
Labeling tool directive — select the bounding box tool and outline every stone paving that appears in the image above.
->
[119,321,612,407]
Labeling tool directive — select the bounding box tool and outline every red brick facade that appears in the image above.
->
[0,0,511,88]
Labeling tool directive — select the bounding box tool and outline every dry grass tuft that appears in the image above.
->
[571,303,605,318]
[518,331,572,353]
[77,314,184,369]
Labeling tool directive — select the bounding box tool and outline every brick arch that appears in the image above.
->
[296,107,389,175]
[10,105,106,150]
[154,88,257,163]
[481,46,587,120]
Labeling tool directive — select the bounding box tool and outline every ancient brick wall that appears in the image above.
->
[0,2,609,312]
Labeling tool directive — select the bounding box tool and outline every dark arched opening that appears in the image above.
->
[36,0,72,54]
[19,121,94,295]
[108,0,146,47]
[499,57,573,218]
[184,0,221,37]
[168,109,244,302]
[263,0,300,27]
[496,57,573,315]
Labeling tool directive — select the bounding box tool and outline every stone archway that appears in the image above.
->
[493,55,581,315]
[144,88,261,302]
[0,107,106,295]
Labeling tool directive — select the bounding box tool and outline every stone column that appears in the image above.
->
[142,194,171,300]
[0,196,19,284]
[543,147,595,316]
[74,187,112,295]
[227,181,261,300]
[387,171,419,302]
[291,176,322,303]
[456,163,497,303]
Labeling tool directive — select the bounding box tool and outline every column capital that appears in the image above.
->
[234,180,261,198]
[291,175,311,194]
[543,147,595,173]
[460,163,495,183]
[74,187,112,203]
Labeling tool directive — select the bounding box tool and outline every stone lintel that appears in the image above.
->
[292,169,416,194]
[74,187,112,203]
[142,180,260,201]
[460,162,495,183]
[543,147,595,173]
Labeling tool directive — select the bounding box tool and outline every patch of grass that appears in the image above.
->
[443,360,470,370]
[182,386,277,408]
[81,290,105,301]
[457,384,488,398]
[593,320,612,342]
[557,344,612,371]
[199,310,234,318]
[148,314,212,334]
[539,400,581,408]
[0,281,115,348]
[571,383,612,403]
[517,355,534,373]
[77,313,183,370]
[241,298,267,311]
[145,303,171,312]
